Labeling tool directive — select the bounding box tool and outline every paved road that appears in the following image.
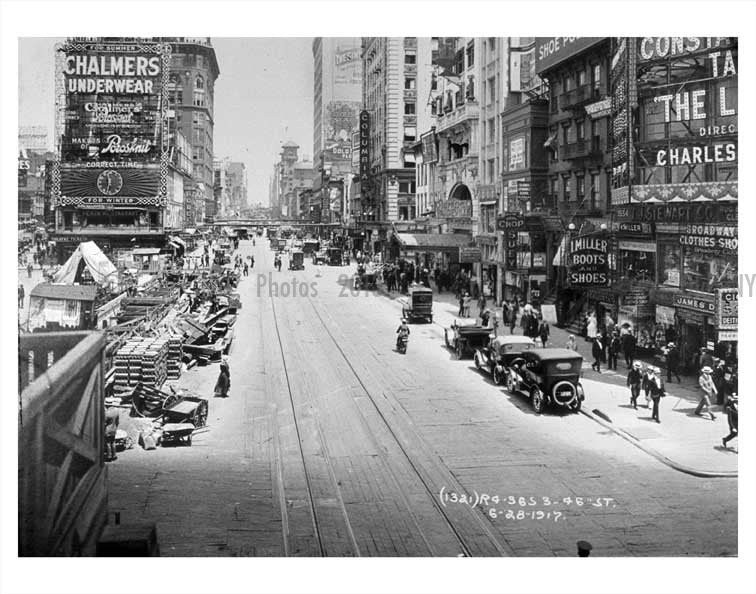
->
[108,239,736,556]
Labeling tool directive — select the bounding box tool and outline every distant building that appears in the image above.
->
[271,142,314,220]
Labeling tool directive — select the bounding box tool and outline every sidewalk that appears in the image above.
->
[375,278,737,477]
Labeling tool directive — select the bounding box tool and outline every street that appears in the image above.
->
[108,239,737,557]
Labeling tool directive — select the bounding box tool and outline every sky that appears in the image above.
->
[17,37,315,207]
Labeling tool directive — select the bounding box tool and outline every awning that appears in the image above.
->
[132,248,161,256]
[395,232,473,251]
[169,235,187,248]
[183,228,197,235]
[169,241,182,250]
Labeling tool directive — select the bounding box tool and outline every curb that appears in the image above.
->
[579,408,737,478]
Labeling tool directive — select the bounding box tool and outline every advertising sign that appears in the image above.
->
[459,247,481,263]
[499,213,523,271]
[421,131,438,164]
[436,199,472,219]
[334,42,361,86]
[678,224,738,253]
[715,288,738,330]
[673,293,716,314]
[54,39,170,207]
[614,203,738,224]
[324,100,359,163]
[359,110,370,188]
[509,137,526,171]
[535,37,604,74]
[637,37,731,62]
[568,235,609,287]
[718,330,738,341]
[328,181,343,214]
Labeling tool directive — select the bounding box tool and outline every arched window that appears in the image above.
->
[195,75,204,90]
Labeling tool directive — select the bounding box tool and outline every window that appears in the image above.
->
[658,243,682,287]
[404,102,416,115]
[488,76,496,104]
[576,120,586,141]
[563,176,571,201]
[682,247,737,292]
[488,118,495,144]
[562,124,570,146]
[563,75,572,92]
[488,37,495,50]
[431,74,438,91]
[454,49,465,74]
[589,173,599,209]
[487,159,495,183]
[576,176,585,198]
[403,126,416,141]
[192,112,201,125]
[592,64,601,91]
[197,55,204,69]
[577,69,587,87]
[193,146,204,160]
[195,75,204,90]
[405,77,415,90]
[193,91,205,107]
[404,52,416,64]
[619,249,656,283]
[466,42,474,68]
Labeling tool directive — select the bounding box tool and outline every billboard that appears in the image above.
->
[568,235,609,287]
[324,100,360,163]
[535,37,604,74]
[54,39,171,207]
[334,42,361,86]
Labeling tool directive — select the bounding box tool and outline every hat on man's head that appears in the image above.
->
[701,366,713,374]
[668,342,675,348]
[633,361,642,369]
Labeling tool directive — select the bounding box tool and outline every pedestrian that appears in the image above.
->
[214,359,230,398]
[607,332,621,370]
[491,309,500,336]
[699,348,714,372]
[642,365,654,407]
[27,262,33,278]
[104,406,120,461]
[462,292,471,318]
[647,366,665,423]
[713,360,727,405]
[243,263,249,276]
[586,311,598,340]
[695,366,717,420]
[18,283,25,308]
[478,294,487,318]
[665,342,681,383]
[480,308,491,328]
[538,318,550,348]
[627,361,643,409]
[566,335,578,351]
[721,393,738,448]
[622,330,636,368]
[591,337,603,373]
[509,303,517,335]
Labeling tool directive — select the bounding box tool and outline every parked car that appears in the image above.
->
[313,250,328,265]
[402,286,434,324]
[289,250,305,270]
[473,335,536,385]
[506,348,585,414]
[444,317,491,359]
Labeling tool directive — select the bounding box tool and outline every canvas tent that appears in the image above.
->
[53,241,118,288]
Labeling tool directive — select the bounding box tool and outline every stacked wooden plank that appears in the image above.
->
[113,337,170,389]
[166,336,183,380]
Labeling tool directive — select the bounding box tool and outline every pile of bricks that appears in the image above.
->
[114,337,175,389]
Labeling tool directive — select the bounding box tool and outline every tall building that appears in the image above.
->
[360,37,433,251]
[162,37,220,224]
[312,38,362,224]
[271,142,314,220]
[226,162,248,215]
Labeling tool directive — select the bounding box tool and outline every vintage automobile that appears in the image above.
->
[313,250,328,265]
[402,286,433,324]
[327,247,344,266]
[506,348,585,414]
[302,239,320,255]
[473,335,536,384]
[444,317,491,359]
[289,249,305,270]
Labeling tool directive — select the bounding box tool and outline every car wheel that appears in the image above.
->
[474,352,482,370]
[531,388,545,414]
[456,343,464,360]
[576,383,585,401]
[493,367,502,385]
[506,373,516,393]
[444,331,450,348]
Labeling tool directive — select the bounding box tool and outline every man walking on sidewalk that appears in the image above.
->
[607,332,621,370]
[722,393,738,448]
[627,361,643,409]
[665,342,681,383]
[647,367,665,423]
[696,366,717,420]
[622,329,636,368]
[18,283,25,308]
[591,337,603,373]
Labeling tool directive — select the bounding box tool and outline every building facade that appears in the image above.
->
[164,37,220,223]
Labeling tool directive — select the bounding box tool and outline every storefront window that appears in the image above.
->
[658,242,681,287]
[517,232,531,269]
[618,249,655,283]
[682,247,737,292]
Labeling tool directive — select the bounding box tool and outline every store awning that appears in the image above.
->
[169,235,187,248]
[133,248,161,256]
[169,241,182,250]
[183,228,197,235]
[395,232,472,251]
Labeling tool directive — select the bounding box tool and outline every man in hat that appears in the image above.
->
[627,361,643,409]
[591,336,603,373]
[722,392,738,448]
[104,405,120,461]
[665,342,681,383]
[647,366,665,423]
[607,331,621,371]
[699,347,714,372]
[696,366,717,420]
